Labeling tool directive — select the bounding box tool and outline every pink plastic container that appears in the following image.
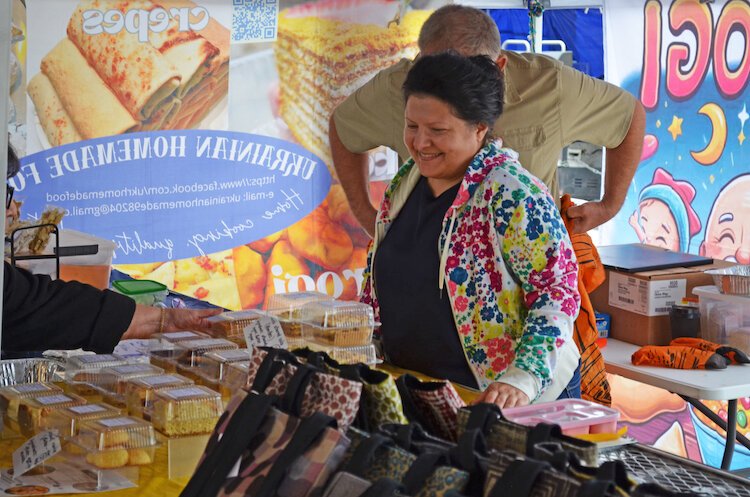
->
[503,399,620,436]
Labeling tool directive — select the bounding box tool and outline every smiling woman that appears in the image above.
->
[360,52,582,410]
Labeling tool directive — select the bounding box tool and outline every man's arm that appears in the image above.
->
[329,115,377,237]
[566,101,646,233]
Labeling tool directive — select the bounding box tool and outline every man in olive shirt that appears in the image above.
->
[330,5,645,236]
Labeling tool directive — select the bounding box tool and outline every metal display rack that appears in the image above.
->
[600,443,750,496]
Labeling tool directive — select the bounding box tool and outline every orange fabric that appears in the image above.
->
[632,345,728,369]
[560,195,611,406]
[670,337,720,352]
[670,337,750,364]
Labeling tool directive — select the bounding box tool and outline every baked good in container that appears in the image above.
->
[17,392,87,437]
[125,373,194,419]
[148,385,223,436]
[75,416,157,469]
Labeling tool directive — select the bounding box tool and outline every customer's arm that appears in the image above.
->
[2,262,220,352]
[557,65,646,233]
[479,192,580,406]
[3,261,136,353]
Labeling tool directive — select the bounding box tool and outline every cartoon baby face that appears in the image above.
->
[700,175,750,263]
[637,198,681,251]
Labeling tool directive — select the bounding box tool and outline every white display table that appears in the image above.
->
[601,338,750,470]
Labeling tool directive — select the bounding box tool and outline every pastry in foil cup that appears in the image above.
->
[706,265,750,296]
[0,359,65,388]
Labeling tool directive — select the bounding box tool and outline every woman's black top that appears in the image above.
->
[374,176,477,389]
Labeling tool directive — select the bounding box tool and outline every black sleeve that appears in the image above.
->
[2,262,136,353]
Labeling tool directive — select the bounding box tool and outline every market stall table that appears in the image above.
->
[601,338,750,470]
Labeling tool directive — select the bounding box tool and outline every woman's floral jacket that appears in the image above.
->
[361,140,581,401]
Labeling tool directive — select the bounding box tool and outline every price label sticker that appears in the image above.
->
[13,430,61,476]
[243,316,288,350]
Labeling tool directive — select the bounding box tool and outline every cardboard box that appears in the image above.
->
[589,259,734,346]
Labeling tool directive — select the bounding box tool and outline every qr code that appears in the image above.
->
[232,0,279,43]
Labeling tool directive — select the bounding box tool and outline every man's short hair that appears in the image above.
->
[418,5,501,60]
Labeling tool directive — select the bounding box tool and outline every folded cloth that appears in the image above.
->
[670,337,750,364]
[632,345,729,370]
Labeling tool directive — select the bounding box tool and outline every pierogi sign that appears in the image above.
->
[82,6,210,42]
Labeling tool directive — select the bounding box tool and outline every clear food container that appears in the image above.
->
[147,385,223,436]
[91,364,165,406]
[0,383,63,427]
[694,285,750,353]
[207,310,263,345]
[112,279,168,306]
[173,338,239,370]
[221,362,250,399]
[125,373,195,419]
[267,291,333,338]
[73,416,158,468]
[300,300,375,347]
[189,348,251,386]
[66,354,129,375]
[148,349,183,372]
[17,392,87,436]
[44,402,122,438]
[305,343,378,365]
[152,330,211,346]
[66,355,129,392]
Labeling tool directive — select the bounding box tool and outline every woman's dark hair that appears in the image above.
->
[403,52,504,139]
[7,142,20,180]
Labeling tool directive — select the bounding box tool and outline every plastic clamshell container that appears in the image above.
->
[44,402,122,438]
[173,338,239,370]
[148,349,183,373]
[66,354,129,375]
[705,265,750,296]
[694,285,750,354]
[0,383,63,426]
[267,291,334,338]
[207,310,264,345]
[152,331,210,346]
[305,343,378,365]
[147,385,223,436]
[125,373,195,419]
[91,364,165,406]
[73,416,158,469]
[300,300,375,347]
[504,399,620,436]
[112,279,168,306]
[221,362,250,398]
[191,348,251,385]
[17,392,87,436]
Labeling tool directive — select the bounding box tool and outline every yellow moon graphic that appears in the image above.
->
[691,103,727,165]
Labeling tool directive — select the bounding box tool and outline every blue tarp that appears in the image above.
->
[484,8,604,79]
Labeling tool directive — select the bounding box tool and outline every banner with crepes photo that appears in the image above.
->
[14,0,433,310]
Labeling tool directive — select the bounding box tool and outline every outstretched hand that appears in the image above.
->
[122,306,222,340]
[162,307,222,334]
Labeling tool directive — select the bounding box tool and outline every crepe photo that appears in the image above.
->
[26,0,230,151]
